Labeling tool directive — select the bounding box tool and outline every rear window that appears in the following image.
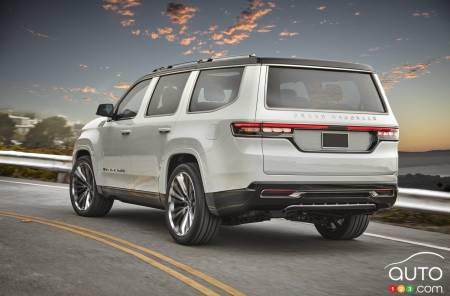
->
[267,67,385,113]
[189,67,244,112]
[146,72,189,116]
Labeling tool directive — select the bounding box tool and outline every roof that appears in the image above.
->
[143,55,374,79]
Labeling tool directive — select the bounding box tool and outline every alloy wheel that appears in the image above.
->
[167,172,196,236]
[71,162,95,211]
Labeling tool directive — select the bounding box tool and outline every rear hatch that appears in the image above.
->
[256,66,398,176]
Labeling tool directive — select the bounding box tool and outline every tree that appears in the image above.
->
[0,113,15,145]
[24,116,73,148]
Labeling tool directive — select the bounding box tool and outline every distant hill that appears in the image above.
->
[399,150,450,177]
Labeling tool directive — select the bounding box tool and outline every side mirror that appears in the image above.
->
[96,104,114,117]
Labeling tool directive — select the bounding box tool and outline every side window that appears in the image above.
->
[189,67,244,112]
[146,72,190,116]
[115,80,150,119]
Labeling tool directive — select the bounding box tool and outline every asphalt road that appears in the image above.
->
[0,176,449,296]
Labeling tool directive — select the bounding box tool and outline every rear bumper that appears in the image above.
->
[205,183,397,217]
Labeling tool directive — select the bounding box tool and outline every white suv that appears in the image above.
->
[70,55,399,245]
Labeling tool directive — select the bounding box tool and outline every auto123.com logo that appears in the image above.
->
[385,252,445,294]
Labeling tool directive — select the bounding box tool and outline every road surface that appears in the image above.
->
[0,176,449,296]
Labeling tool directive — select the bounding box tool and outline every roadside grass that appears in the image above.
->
[372,208,450,234]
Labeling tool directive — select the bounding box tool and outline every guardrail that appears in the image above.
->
[396,188,450,214]
[1,150,449,214]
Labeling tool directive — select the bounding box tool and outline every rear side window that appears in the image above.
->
[189,67,244,112]
[267,67,385,113]
[146,72,190,116]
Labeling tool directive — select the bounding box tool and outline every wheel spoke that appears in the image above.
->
[180,211,189,234]
[75,166,88,186]
[176,174,188,196]
[77,189,87,206]
[170,190,187,203]
[172,206,186,220]
[84,191,91,209]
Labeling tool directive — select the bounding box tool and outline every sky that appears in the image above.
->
[0,0,449,152]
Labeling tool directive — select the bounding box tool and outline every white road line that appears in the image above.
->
[0,179,67,190]
[364,232,450,252]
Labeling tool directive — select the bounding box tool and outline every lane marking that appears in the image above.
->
[364,233,450,252]
[0,179,67,190]
[0,211,246,296]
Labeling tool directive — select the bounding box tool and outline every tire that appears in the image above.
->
[70,155,113,217]
[314,214,369,240]
[165,162,221,245]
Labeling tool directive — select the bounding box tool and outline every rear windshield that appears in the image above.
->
[267,67,385,113]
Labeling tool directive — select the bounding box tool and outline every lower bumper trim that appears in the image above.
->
[284,203,377,211]
[206,183,397,217]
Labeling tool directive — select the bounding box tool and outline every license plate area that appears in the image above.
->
[321,132,348,149]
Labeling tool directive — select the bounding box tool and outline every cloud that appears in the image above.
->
[183,49,193,55]
[114,82,131,89]
[163,2,198,25]
[79,64,88,70]
[76,86,97,94]
[199,49,228,58]
[354,12,360,16]
[317,6,326,11]
[150,32,159,39]
[218,32,250,45]
[412,11,433,18]
[211,33,224,41]
[102,0,141,17]
[180,36,196,46]
[279,31,299,38]
[157,27,173,35]
[104,92,120,101]
[165,34,176,42]
[257,25,275,33]
[131,29,141,36]
[380,57,448,90]
[120,19,135,27]
[24,28,51,39]
[368,47,382,52]
[213,0,275,46]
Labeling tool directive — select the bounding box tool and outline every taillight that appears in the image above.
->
[231,122,261,136]
[347,126,399,141]
[231,122,330,137]
[231,122,399,141]
[376,128,399,141]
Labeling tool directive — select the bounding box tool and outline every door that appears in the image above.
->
[100,79,151,189]
[131,72,191,193]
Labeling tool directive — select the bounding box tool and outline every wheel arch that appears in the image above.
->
[161,151,207,195]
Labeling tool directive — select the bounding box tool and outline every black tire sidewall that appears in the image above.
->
[315,214,369,240]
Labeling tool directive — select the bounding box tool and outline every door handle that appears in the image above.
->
[120,129,132,135]
[158,127,171,134]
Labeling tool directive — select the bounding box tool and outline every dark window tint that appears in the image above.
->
[189,67,244,112]
[146,73,189,116]
[116,80,150,119]
[267,67,385,113]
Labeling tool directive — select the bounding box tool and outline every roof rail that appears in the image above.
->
[211,54,256,62]
[152,54,257,73]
